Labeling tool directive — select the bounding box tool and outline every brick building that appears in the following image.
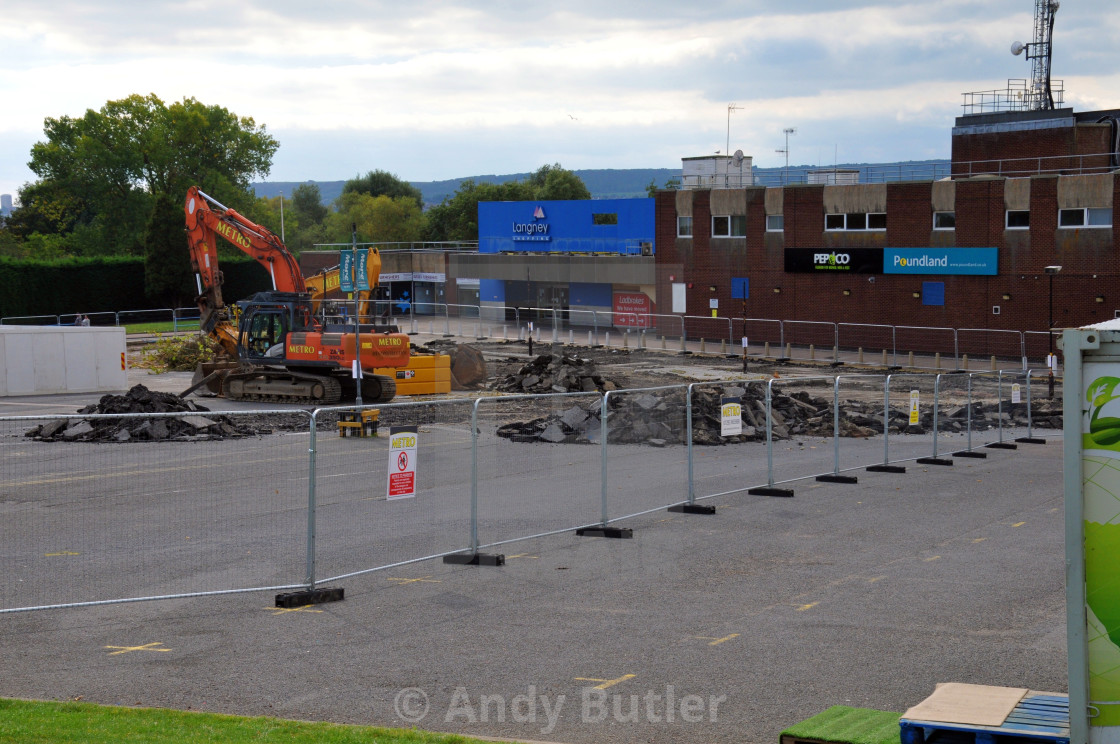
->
[655,105,1120,358]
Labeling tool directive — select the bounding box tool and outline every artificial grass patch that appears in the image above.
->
[780,705,901,744]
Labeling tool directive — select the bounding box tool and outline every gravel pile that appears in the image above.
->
[491,353,620,394]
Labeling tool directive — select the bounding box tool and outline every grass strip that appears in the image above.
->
[780,705,901,744]
[0,698,514,744]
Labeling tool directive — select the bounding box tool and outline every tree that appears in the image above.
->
[527,163,591,200]
[21,93,277,257]
[291,183,327,225]
[142,192,192,305]
[341,170,423,205]
[329,193,425,244]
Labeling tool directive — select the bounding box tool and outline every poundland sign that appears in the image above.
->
[884,248,998,276]
[785,248,998,276]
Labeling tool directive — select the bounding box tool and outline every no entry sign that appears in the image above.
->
[387,425,418,500]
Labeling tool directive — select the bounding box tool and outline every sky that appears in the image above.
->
[1,1,1117,200]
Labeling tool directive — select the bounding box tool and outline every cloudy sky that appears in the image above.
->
[1,1,1117,198]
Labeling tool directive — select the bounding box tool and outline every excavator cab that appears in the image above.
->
[236,292,315,363]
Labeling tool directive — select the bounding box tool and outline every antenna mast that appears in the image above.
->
[1012,0,1060,110]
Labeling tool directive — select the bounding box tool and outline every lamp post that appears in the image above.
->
[1045,265,1062,398]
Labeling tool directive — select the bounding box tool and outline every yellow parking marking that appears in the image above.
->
[694,633,739,646]
[867,576,886,584]
[44,551,79,557]
[104,642,170,656]
[575,674,636,690]
[923,556,941,562]
[506,554,538,560]
[796,602,818,611]
[388,576,440,585]
[267,605,323,616]
[1012,521,1026,528]
[972,537,987,543]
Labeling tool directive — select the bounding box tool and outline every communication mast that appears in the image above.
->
[1010,0,1060,110]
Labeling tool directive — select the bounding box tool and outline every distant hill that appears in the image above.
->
[252,161,950,207]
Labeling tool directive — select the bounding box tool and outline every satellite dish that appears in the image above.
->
[1011,40,1025,56]
[733,149,744,166]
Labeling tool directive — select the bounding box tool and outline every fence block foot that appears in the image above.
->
[275,586,344,608]
[985,442,1018,450]
[866,464,906,473]
[443,552,505,566]
[916,457,953,466]
[953,450,988,458]
[576,526,633,538]
[668,503,716,515]
[1015,437,1047,444]
[748,486,795,497]
[815,474,858,484]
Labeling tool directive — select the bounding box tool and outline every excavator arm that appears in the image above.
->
[305,248,384,320]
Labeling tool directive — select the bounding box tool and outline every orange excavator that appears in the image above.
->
[184,185,410,404]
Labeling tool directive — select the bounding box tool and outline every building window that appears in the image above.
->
[1059,207,1112,228]
[766,215,784,232]
[592,212,618,225]
[712,215,746,238]
[677,216,693,237]
[933,212,956,230]
[1006,210,1030,229]
[825,212,886,231]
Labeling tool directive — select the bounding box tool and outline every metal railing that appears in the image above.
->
[0,369,1061,614]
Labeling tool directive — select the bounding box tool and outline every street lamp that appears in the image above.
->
[1045,265,1061,398]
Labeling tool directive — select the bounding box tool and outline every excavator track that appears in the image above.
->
[223,369,343,406]
[340,375,398,404]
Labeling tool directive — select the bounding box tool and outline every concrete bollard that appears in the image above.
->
[623,332,629,348]
[536,328,541,342]
[680,335,687,352]
[429,321,434,333]
[588,331,593,346]
[908,351,915,367]
[764,341,771,358]
[991,355,997,371]
[605,331,611,347]
[961,354,968,370]
[518,327,524,341]
[809,344,815,361]
[935,352,941,369]
[569,329,574,345]
[785,342,792,359]
[720,339,726,355]
[661,336,666,350]
[858,347,864,364]
[700,338,706,353]
[882,349,888,366]
[503,325,508,341]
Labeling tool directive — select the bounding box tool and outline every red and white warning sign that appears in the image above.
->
[387,425,418,500]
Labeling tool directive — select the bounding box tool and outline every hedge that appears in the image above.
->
[0,256,272,319]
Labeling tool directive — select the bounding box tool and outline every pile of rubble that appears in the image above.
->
[491,353,620,395]
[495,385,1063,447]
[25,385,268,443]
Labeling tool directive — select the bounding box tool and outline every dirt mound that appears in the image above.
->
[25,385,280,443]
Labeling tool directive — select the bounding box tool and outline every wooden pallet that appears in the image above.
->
[900,692,1069,744]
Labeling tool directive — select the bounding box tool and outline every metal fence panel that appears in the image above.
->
[834,375,891,473]
[474,392,603,549]
[783,321,838,362]
[685,380,772,501]
[603,385,690,522]
[762,376,843,484]
[311,400,475,583]
[0,410,311,612]
[956,329,1024,368]
[881,374,940,465]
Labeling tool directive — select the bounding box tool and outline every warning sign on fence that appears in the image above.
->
[721,397,742,437]
[387,425,418,500]
[909,390,920,425]
[1012,383,1021,404]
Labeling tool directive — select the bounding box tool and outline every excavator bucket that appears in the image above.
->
[185,361,240,397]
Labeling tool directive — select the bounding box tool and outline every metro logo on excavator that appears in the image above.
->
[184,186,417,405]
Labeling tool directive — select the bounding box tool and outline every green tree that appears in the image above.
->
[291,183,328,224]
[329,193,425,244]
[528,163,591,200]
[21,93,277,258]
[341,170,423,205]
[142,192,192,305]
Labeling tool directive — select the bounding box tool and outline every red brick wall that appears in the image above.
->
[952,121,1112,177]
[656,173,1119,352]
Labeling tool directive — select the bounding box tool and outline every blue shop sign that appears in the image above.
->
[883,248,998,276]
